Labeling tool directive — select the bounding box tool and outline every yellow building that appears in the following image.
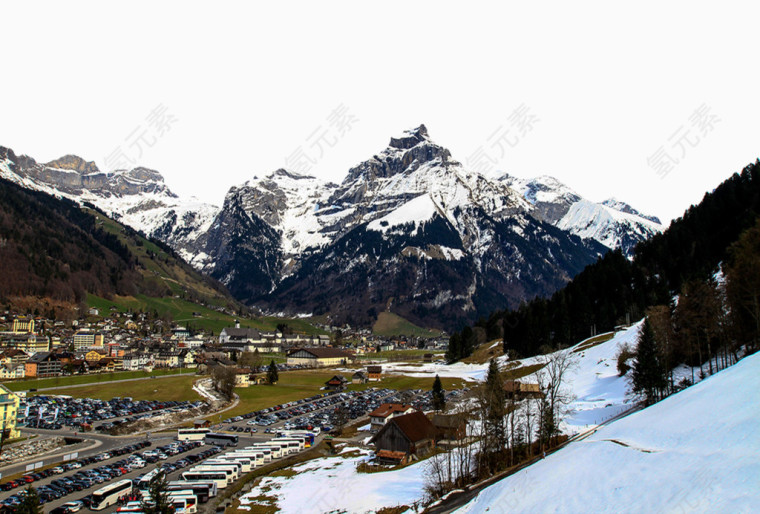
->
[286,347,352,368]
[11,317,35,334]
[0,384,20,439]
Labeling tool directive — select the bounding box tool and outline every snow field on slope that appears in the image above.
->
[457,350,760,514]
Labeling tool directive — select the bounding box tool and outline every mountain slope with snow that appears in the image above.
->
[503,174,664,256]
[248,126,608,328]
[0,145,220,259]
[0,126,661,329]
[457,351,760,514]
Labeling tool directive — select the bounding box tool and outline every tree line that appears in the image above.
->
[631,220,760,404]
[445,160,760,362]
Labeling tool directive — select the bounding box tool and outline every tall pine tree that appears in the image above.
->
[267,359,279,385]
[432,374,446,412]
[632,317,667,405]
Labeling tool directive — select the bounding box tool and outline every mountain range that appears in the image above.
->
[0,125,663,330]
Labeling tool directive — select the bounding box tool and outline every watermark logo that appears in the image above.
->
[466,103,540,176]
[104,103,178,171]
[284,103,359,174]
[647,103,720,179]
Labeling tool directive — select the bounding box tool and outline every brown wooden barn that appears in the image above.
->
[369,411,437,464]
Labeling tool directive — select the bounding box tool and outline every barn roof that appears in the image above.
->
[370,411,436,445]
[287,347,351,359]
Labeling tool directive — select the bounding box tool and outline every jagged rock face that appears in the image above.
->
[0,125,662,330]
[0,145,214,260]
[197,190,282,301]
[199,126,612,329]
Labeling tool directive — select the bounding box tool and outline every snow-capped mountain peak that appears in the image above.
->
[601,197,662,224]
[500,173,662,256]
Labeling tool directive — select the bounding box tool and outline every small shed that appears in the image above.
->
[367,365,382,381]
[503,380,544,401]
[352,371,368,384]
[325,374,348,391]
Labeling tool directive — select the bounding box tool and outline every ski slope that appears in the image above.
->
[457,351,760,513]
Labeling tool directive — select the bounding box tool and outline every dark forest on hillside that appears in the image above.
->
[447,160,760,362]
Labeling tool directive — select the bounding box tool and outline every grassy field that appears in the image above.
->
[462,339,505,364]
[372,312,442,338]
[85,209,326,336]
[35,375,201,402]
[87,293,325,336]
[573,332,615,353]
[3,368,195,392]
[502,362,545,380]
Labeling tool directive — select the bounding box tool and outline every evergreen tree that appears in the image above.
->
[446,332,461,363]
[267,359,279,385]
[631,318,667,405]
[142,472,173,514]
[432,374,446,412]
[16,486,41,514]
[538,397,555,449]
[479,359,506,472]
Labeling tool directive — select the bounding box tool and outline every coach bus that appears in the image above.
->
[181,470,229,490]
[204,432,239,447]
[177,427,211,441]
[91,479,134,511]
[167,481,217,503]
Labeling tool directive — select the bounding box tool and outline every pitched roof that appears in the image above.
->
[370,411,437,445]
[431,414,467,428]
[287,347,351,359]
[368,403,413,419]
[223,327,261,339]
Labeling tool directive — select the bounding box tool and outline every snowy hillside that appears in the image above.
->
[458,351,760,514]
[557,199,663,256]
[384,323,642,432]
[0,146,219,257]
[503,174,664,256]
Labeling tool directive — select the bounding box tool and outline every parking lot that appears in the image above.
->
[21,395,205,432]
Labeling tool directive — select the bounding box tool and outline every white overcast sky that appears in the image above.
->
[2,1,759,223]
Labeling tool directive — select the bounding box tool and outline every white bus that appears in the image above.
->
[204,432,239,447]
[268,439,296,455]
[137,468,164,492]
[116,501,143,512]
[247,445,281,459]
[181,470,229,489]
[225,451,265,467]
[276,431,316,447]
[205,459,246,474]
[273,438,305,451]
[167,481,217,502]
[168,492,198,514]
[91,479,134,511]
[191,465,238,484]
[141,492,197,514]
[209,456,254,472]
[178,428,211,441]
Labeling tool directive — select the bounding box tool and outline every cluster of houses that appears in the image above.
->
[0,310,445,381]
